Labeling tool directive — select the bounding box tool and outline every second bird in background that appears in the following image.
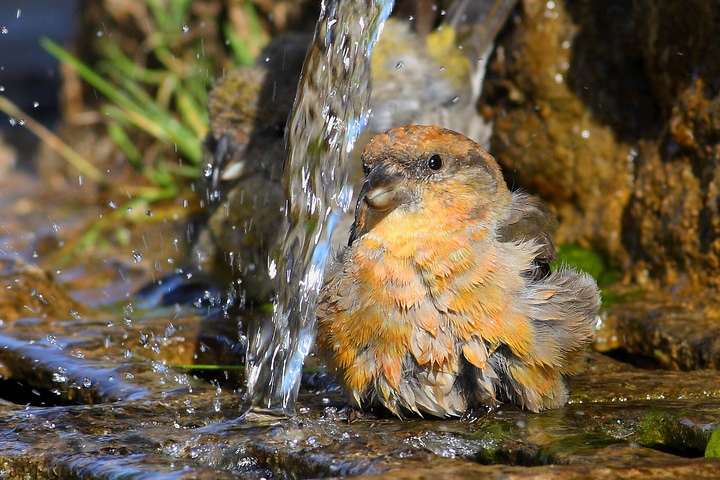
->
[191,0,520,303]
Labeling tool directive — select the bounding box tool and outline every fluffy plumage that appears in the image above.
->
[316,125,600,418]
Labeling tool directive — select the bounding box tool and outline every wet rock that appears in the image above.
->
[595,297,720,370]
[483,0,720,293]
[624,77,720,291]
[482,0,637,267]
[2,333,720,478]
[0,257,87,323]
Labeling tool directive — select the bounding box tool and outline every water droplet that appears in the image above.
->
[554,73,563,84]
[132,250,142,263]
[203,163,213,178]
[268,259,277,279]
[1,27,8,35]
[70,310,82,321]
[182,25,189,34]
[547,1,556,9]
[146,210,153,217]
[82,378,92,388]
[33,101,39,108]
[581,130,590,139]
[51,221,60,232]
[395,61,404,70]
[108,200,118,209]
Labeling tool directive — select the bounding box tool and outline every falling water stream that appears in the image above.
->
[244,0,395,414]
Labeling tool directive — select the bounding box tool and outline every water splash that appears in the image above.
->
[244,0,395,414]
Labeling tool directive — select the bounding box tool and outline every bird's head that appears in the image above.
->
[350,125,510,244]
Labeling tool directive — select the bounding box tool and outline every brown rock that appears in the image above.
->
[484,0,720,294]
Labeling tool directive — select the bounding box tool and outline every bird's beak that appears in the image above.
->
[358,162,410,211]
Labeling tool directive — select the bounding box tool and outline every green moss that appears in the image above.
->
[637,410,676,446]
[553,244,634,306]
[636,409,706,455]
[554,244,620,287]
[470,421,521,464]
[705,425,720,458]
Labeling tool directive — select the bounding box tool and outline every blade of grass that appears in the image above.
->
[0,96,106,184]
[107,122,143,167]
[99,42,167,85]
[171,364,246,370]
[176,91,208,137]
[42,38,140,115]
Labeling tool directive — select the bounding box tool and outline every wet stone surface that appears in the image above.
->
[1,316,720,479]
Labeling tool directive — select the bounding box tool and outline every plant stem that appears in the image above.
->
[0,96,106,185]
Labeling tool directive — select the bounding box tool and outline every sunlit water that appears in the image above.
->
[244,0,395,413]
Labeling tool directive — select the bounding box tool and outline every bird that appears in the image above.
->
[315,125,601,418]
[191,1,521,304]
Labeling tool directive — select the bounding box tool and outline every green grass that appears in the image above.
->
[0,2,267,257]
[39,1,263,196]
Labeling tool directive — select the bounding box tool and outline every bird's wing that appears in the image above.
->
[497,191,559,276]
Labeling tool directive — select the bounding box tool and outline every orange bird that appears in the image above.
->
[316,125,600,418]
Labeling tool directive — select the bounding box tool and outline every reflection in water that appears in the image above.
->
[245,0,395,413]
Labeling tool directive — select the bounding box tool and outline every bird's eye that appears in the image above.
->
[428,154,442,170]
